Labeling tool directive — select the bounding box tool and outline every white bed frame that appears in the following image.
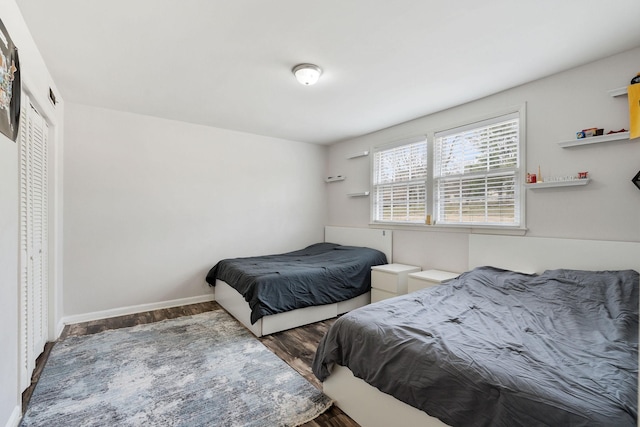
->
[214,226,392,337]
[323,235,640,427]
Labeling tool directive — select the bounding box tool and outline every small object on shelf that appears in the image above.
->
[538,166,542,183]
[606,128,628,135]
[325,175,345,183]
[583,128,598,137]
[526,173,537,184]
[542,174,587,183]
[632,170,640,191]
[425,214,432,225]
[630,83,640,140]
[577,128,604,139]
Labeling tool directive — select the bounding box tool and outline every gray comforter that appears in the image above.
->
[313,266,638,426]
[206,243,387,324]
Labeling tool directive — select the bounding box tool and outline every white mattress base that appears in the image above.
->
[215,279,370,337]
[324,365,449,427]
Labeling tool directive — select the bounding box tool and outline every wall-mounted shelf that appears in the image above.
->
[557,132,630,148]
[346,151,369,159]
[348,191,370,197]
[525,178,590,189]
[608,86,627,97]
[325,175,345,183]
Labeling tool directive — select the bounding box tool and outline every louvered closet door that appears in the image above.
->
[19,97,49,392]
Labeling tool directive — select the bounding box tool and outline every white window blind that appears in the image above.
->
[373,138,427,223]
[434,113,520,226]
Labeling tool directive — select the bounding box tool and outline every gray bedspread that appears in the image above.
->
[206,243,387,324]
[313,266,638,426]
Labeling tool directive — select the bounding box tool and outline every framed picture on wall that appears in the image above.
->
[0,18,20,142]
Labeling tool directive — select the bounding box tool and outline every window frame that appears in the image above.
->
[370,105,526,232]
[370,136,428,224]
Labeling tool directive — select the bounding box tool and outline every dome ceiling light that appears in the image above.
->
[292,63,322,86]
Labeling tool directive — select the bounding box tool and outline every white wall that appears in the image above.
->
[0,0,64,426]
[63,103,328,318]
[327,48,640,271]
[0,120,19,427]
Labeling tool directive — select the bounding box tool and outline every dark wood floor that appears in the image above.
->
[23,301,359,427]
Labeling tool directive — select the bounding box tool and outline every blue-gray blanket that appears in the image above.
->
[206,243,387,324]
[313,266,638,427]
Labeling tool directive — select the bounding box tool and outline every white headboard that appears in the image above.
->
[469,235,640,274]
[325,226,393,263]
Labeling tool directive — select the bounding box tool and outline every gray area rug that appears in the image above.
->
[20,310,332,426]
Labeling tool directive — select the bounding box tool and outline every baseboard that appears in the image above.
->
[4,405,21,427]
[61,293,215,326]
[55,318,66,340]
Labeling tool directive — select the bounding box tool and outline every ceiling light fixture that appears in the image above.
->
[292,63,322,86]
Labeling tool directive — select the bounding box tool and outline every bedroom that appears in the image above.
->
[1,0,639,426]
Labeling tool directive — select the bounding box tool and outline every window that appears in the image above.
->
[434,113,521,226]
[372,137,428,223]
[371,110,523,228]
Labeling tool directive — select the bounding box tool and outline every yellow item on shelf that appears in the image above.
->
[629,83,640,139]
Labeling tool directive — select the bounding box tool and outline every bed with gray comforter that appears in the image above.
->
[206,242,387,324]
[313,266,638,426]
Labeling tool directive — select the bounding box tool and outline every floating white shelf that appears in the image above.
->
[325,175,345,183]
[557,132,630,148]
[525,178,590,189]
[607,86,627,97]
[346,151,369,159]
[347,191,370,197]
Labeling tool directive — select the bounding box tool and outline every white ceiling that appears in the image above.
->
[16,0,640,145]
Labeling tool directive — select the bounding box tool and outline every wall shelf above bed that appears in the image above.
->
[607,86,627,97]
[556,85,633,148]
[525,178,590,189]
[557,132,631,148]
[346,151,369,159]
[325,175,345,183]
[347,191,370,197]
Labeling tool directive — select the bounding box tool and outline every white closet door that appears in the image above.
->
[19,96,49,392]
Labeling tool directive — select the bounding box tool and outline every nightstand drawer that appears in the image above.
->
[371,264,421,295]
[371,270,402,293]
[408,270,459,293]
[371,288,397,303]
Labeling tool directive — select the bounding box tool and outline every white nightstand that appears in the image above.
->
[407,269,459,293]
[371,264,421,303]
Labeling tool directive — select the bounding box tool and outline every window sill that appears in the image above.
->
[369,222,528,236]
